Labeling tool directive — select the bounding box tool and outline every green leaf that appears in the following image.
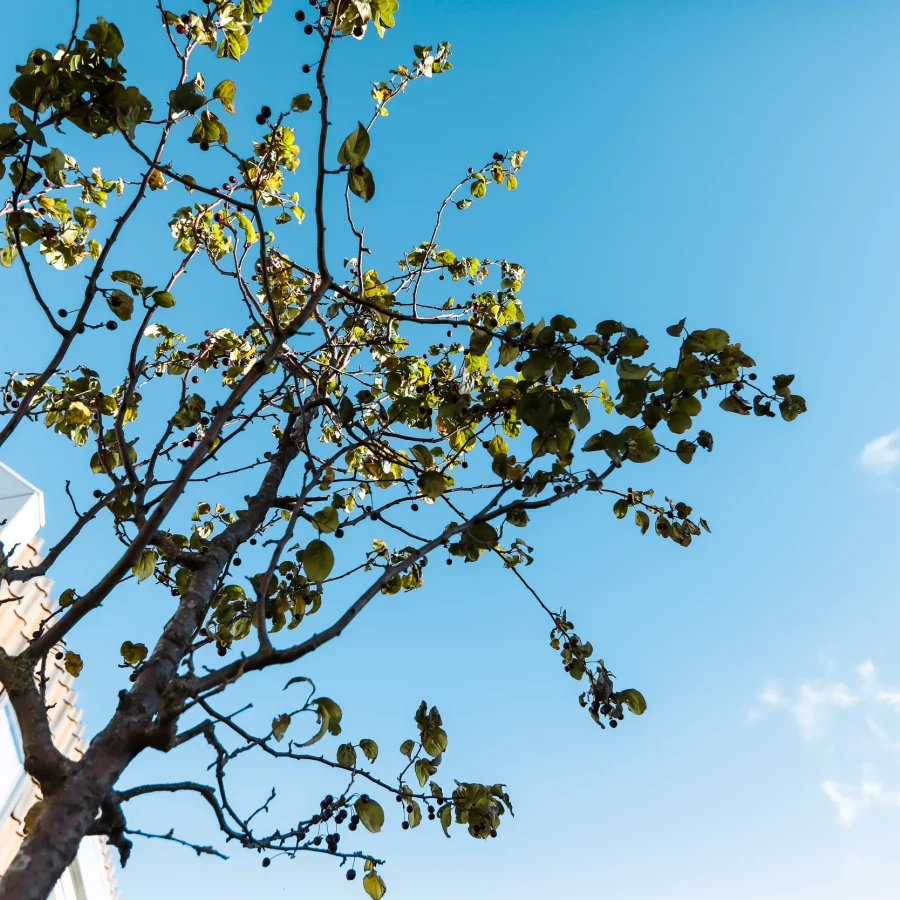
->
[111,269,143,289]
[213,79,237,114]
[354,798,385,833]
[421,726,447,758]
[615,688,647,715]
[131,548,158,582]
[780,394,806,422]
[417,470,445,500]
[719,394,750,415]
[337,742,357,767]
[439,803,452,837]
[348,165,375,202]
[313,506,339,533]
[120,641,148,665]
[415,758,437,787]
[634,510,650,534]
[291,93,312,112]
[675,440,696,465]
[613,498,628,519]
[399,739,416,758]
[303,539,334,581]
[359,739,378,762]
[337,122,371,167]
[300,697,342,747]
[234,212,257,244]
[107,289,134,320]
[218,28,249,61]
[152,290,176,308]
[683,328,729,354]
[169,80,206,114]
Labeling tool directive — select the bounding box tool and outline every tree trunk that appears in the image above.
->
[0,747,127,900]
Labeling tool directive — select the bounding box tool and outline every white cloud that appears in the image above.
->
[821,778,900,825]
[822,780,862,824]
[759,661,900,832]
[860,431,900,474]
[794,682,857,741]
[759,681,784,707]
[875,690,900,711]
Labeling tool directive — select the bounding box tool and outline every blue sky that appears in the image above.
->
[4,1,900,898]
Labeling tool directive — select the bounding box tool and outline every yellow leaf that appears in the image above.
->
[64,651,83,677]
[363,872,386,899]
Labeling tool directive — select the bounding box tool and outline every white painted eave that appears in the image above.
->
[0,461,44,555]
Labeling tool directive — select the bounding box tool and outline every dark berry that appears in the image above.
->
[360,795,369,804]
[175,24,185,34]
[304,23,313,34]
[346,871,356,881]
[313,836,322,846]
[255,114,266,125]
[181,13,190,23]
[200,141,210,151]
[106,321,117,330]
[353,25,363,36]
[295,10,305,21]
[42,179,51,188]
[229,175,237,184]
[58,308,67,317]
[261,105,272,118]
[55,651,64,660]
[214,212,223,223]
[335,528,344,538]
[217,645,227,656]
[233,558,242,566]
[490,829,497,838]
[249,538,257,545]
[302,64,311,73]
[191,375,200,384]
[446,558,452,566]
[609,719,618,728]
[402,821,410,830]
[410,503,419,512]
[748,372,757,380]
[262,857,271,868]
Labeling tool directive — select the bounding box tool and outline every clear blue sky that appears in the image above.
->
[5,1,900,898]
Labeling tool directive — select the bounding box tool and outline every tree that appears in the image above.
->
[0,3,806,898]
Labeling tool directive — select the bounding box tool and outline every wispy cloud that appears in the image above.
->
[875,690,900,711]
[821,779,900,825]
[755,660,900,827]
[860,431,900,474]
[795,683,857,740]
